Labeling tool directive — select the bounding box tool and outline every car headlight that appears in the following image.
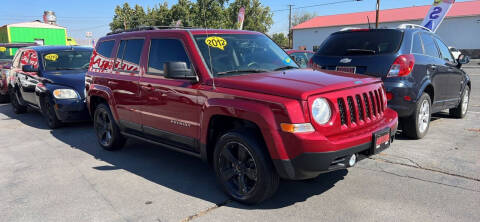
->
[311,98,331,125]
[53,89,79,99]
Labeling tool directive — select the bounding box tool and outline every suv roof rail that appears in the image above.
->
[397,24,432,32]
[106,26,202,35]
[339,27,363,31]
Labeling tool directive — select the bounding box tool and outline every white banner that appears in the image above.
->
[421,0,456,32]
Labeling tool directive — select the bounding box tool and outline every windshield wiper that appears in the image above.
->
[345,49,376,55]
[216,69,269,75]
[274,66,298,71]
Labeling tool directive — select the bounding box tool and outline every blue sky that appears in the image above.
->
[0,0,471,40]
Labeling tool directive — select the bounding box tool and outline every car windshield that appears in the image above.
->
[317,30,403,56]
[194,34,299,77]
[43,50,92,71]
[0,47,20,60]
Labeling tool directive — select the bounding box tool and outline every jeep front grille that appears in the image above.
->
[337,87,385,127]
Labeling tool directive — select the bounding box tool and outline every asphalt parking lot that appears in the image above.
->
[1,70,479,222]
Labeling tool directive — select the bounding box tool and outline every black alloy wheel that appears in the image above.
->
[93,103,125,150]
[218,141,259,198]
[214,130,279,204]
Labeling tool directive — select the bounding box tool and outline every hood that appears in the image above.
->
[214,69,380,100]
[43,70,87,98]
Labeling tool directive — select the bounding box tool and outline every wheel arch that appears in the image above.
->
[200,98,288,165]
[419,81,434,103]
[87,85,117,120]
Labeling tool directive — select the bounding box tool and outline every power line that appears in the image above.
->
[272,0,357,12]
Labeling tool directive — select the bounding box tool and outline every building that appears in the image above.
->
[0,20,67,46]
[292,1,480,57]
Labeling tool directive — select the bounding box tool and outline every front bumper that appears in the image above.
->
[272,108,398,180]
[53,98,91,122]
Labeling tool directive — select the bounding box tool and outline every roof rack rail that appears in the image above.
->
[339,27,363,31]
[106,26,202,35]
[397,24,432,32]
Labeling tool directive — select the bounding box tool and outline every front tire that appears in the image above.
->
[10,88,27,114]
[213,129,279,205]
[93,103,126,150]
[43,100,63,129]
[449,85,470,118]
[404,93,431,139]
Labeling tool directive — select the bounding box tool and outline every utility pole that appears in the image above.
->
[375,0,380,28]
[288,4,294,49]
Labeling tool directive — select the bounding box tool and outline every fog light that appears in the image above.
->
[348,154,357,167]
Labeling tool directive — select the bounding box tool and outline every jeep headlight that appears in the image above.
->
[311,98,331,125]
[53,89,79,99]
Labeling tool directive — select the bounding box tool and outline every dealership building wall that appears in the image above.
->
[293,16,480,52]
[0,21,67,46]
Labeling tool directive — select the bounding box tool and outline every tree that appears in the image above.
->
[226,0,273,33]
[110,3,134,31]
[271,33,288,48]
[109,0,274,33]
[292,11,317,27]
[145,2,171,27]
[110,3,148,31]
[169,0,194,27]
[193,0,228,28]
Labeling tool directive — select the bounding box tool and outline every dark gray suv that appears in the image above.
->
[310,26,471,139]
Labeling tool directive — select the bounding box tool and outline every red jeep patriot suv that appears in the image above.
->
[86,27,398,204]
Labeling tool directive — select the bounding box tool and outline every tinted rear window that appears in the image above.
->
[317,30,403,56]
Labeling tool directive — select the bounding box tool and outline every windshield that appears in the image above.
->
[43,50,92,71]
[317,30,403,56]
[194,34,298,77]
[0,47,20,60]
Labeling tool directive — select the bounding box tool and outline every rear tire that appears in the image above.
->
[404,93,431,139]
[449,85,470,118]
[10,88,27,114]
[213,129,279,205]
[93,103,126,150]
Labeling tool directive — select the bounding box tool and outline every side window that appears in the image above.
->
[420,33,439,58]
[434,37,455,63]
[147,39,191,75]
[291,52,308,68]
[412,33,424,54]
[91,40,115,71]
[96,40,115,58]
[116,39,144,72]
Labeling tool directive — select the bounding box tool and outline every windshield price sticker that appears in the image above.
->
[283,57,293,65]
[0,47,6,52]
[45,54,59,61]
[205,36,227,50]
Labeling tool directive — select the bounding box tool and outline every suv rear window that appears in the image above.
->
[317,30,403,56]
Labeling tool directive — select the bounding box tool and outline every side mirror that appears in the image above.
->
[164,62,198,82]
[22,65,38,73]
[457,54,470,64]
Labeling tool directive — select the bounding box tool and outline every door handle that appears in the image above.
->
[107,81,118,85]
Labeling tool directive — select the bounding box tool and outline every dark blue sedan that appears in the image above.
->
[9,46,93,128]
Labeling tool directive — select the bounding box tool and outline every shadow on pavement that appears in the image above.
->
[0,104,345,209]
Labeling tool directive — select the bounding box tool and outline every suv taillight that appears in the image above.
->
[387,54,415,77]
